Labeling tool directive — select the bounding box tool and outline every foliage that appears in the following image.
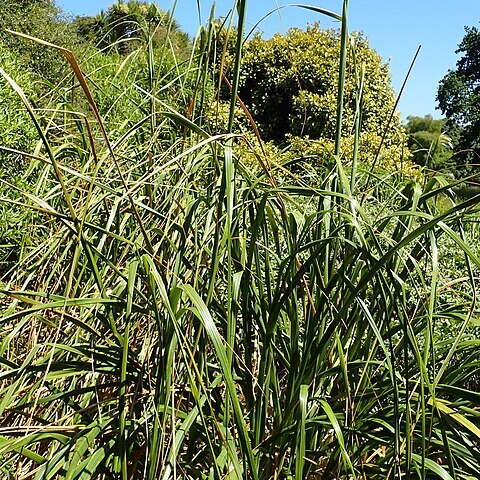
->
[0,42,37,166]
[437,26,480,172]
[0,0,77,82]
[237,25,404,145]
[208,23,411,173]
[71,47,198,151]
[404,114,453,170]
[1,2,480,479]
[0,41,39,272]
[73,0,190,58]
[287,131,419,178]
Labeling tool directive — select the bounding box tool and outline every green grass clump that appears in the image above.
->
[1,1,480,479]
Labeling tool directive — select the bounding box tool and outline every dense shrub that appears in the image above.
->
[0,0,77,83]
[0,42,39,272]
[404,114,454,170]
[207,23,412,172]
[238,25,404,145]
[0,42,37,169]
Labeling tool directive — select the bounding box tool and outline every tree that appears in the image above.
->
[404,115,453,170]
[437,26,480,171]
[212,23,410,172]
[239,26,401,143]
[73,1,190,57]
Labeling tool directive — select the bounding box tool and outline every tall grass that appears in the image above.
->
[1,1,480,478]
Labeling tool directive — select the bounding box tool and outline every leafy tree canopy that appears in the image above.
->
[404,115,453,170]
[210,23,412,173]
[73,1,190,57]
[437,25,480,169]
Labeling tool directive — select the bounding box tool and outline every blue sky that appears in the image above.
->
[57,0,480,120]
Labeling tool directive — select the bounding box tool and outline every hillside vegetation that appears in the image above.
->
[0,1,479,479]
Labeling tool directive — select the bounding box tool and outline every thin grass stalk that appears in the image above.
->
[351,60,365,192]
[334,0,349,157]
[295,384,308,480]
[187,6,215,125]
[117,260,138,480]
[361,45,421,203]
[227,0,247,134]
[208,5,248,471]
[317,0,349,291]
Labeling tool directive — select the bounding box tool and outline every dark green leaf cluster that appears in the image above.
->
[404,114,453,170]
[0,0,77,82]
[437,26,480,172]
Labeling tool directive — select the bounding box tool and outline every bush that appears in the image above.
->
[0,41,37,170]
[0,0,77,83]
[0,41,39,273]
[238,25,404,147]
[208,23,410,172]
[287,131,419,178]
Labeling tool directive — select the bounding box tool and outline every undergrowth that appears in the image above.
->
[0,1,480,479]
